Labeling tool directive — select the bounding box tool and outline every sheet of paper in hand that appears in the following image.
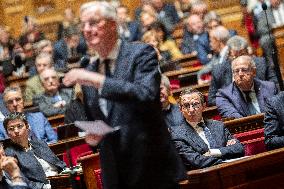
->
[74,120,120,136]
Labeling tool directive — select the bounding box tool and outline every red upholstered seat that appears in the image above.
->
[63,144,92,167]
[170,79,180,90]
[94,169,103,189]
[243,137,266,156]
[234,128,264,142]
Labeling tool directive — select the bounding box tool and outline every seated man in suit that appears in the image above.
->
[197,25,230,84]
[36,68,73,117]
[53,26,87,69]
[181,14,212,65]
[170,88,244,170]
[216,55,278,119]
[264,91,284,150]
[3,112,66,189]
[0,87,57,144]
[0,141,30,189]
[24,52,53,104]
[150,0,180,33]
[116,5,141,42]
[208,35,278,106]
[160,75,183,128]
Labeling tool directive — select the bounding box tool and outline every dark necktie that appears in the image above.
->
[198,122,217,149]
[244,91,256,115]
[103,59,112,77]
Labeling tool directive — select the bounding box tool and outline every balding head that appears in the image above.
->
[187,14,204,34]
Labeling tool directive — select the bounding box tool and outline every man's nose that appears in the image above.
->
[12,100,18,106]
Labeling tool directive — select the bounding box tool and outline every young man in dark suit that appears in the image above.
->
[216,55,278,119]
[170,89,244,170]
[63,1,186,189]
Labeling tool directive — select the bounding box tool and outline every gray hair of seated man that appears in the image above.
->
[210,25,230,45]
[80,1,117,22]
[204,11,222,27]
[35,52,54,66]
[227,35,249,51]
[3,86,22,102]
[161,74,171,91]
[231,55,256,70]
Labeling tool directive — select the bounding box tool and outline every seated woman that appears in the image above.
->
[3,112,66,189]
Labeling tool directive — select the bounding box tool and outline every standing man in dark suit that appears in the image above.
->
[63,1,186,189]
[264,91,284,150]
[208,35,277,106]
[170,88,244,170]
[216,55,278,119]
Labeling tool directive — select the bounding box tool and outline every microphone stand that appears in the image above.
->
[262,2,284,90]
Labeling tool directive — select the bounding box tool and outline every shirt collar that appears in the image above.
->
[186,118,204,130]
[101,39,121,61]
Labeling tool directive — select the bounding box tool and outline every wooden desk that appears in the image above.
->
[49,136,86,156]
[48,114,65,128]
[164,66,202,78]
[181,147,284,189]
[77,153,100,189]
[224,113,264,135]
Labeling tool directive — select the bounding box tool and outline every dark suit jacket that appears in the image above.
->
[162,104,184,128]
[82,41,186,189]
[216,79,278,118]
[264,91,284,150]
[0,176,29,189]
[208,56,278,106]
[4,137,66,187]
[127,21,141,42]
[53,37,87,64]
[157,3,180,33]
[37,88,73,117]
[170,119,244,170]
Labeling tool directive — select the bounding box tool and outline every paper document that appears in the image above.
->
[74,120,120,136]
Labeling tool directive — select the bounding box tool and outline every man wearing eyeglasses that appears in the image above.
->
[216,55,278,119]
[63,1,186,189]
[0,87,57,144]
[170,88,244,169]
[207,35,277,106]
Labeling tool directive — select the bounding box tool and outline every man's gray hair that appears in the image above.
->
[231,55,256,69]
[3,86,22,103]
[80,1,117,21]
[203,11,221,27]
[35,52,53,66]
[227,35,248,51]
[161,74,171,91]
[39,68,59,83]
[210,26,230,44]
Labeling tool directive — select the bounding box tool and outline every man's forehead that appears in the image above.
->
[5,91,21,99]
[181,93,201,102]
[81,9,102,20]
[232,60,250,68]
[7,119,24,126]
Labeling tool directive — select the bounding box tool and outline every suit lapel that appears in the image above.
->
[205,120,223,147]
[254,79,265,112]
[232,83,250,116]
[182,121,209,153]
[106,41,130,118]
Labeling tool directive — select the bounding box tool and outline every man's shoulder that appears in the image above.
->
[26,112,46,120]
[26,75,40,85]
[267,91,284,105]
[205,119,224,129]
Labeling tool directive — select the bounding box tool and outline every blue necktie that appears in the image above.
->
[198,122,217,149]
[244,91,256,115]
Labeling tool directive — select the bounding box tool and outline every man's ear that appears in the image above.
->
[252,68,257,77]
